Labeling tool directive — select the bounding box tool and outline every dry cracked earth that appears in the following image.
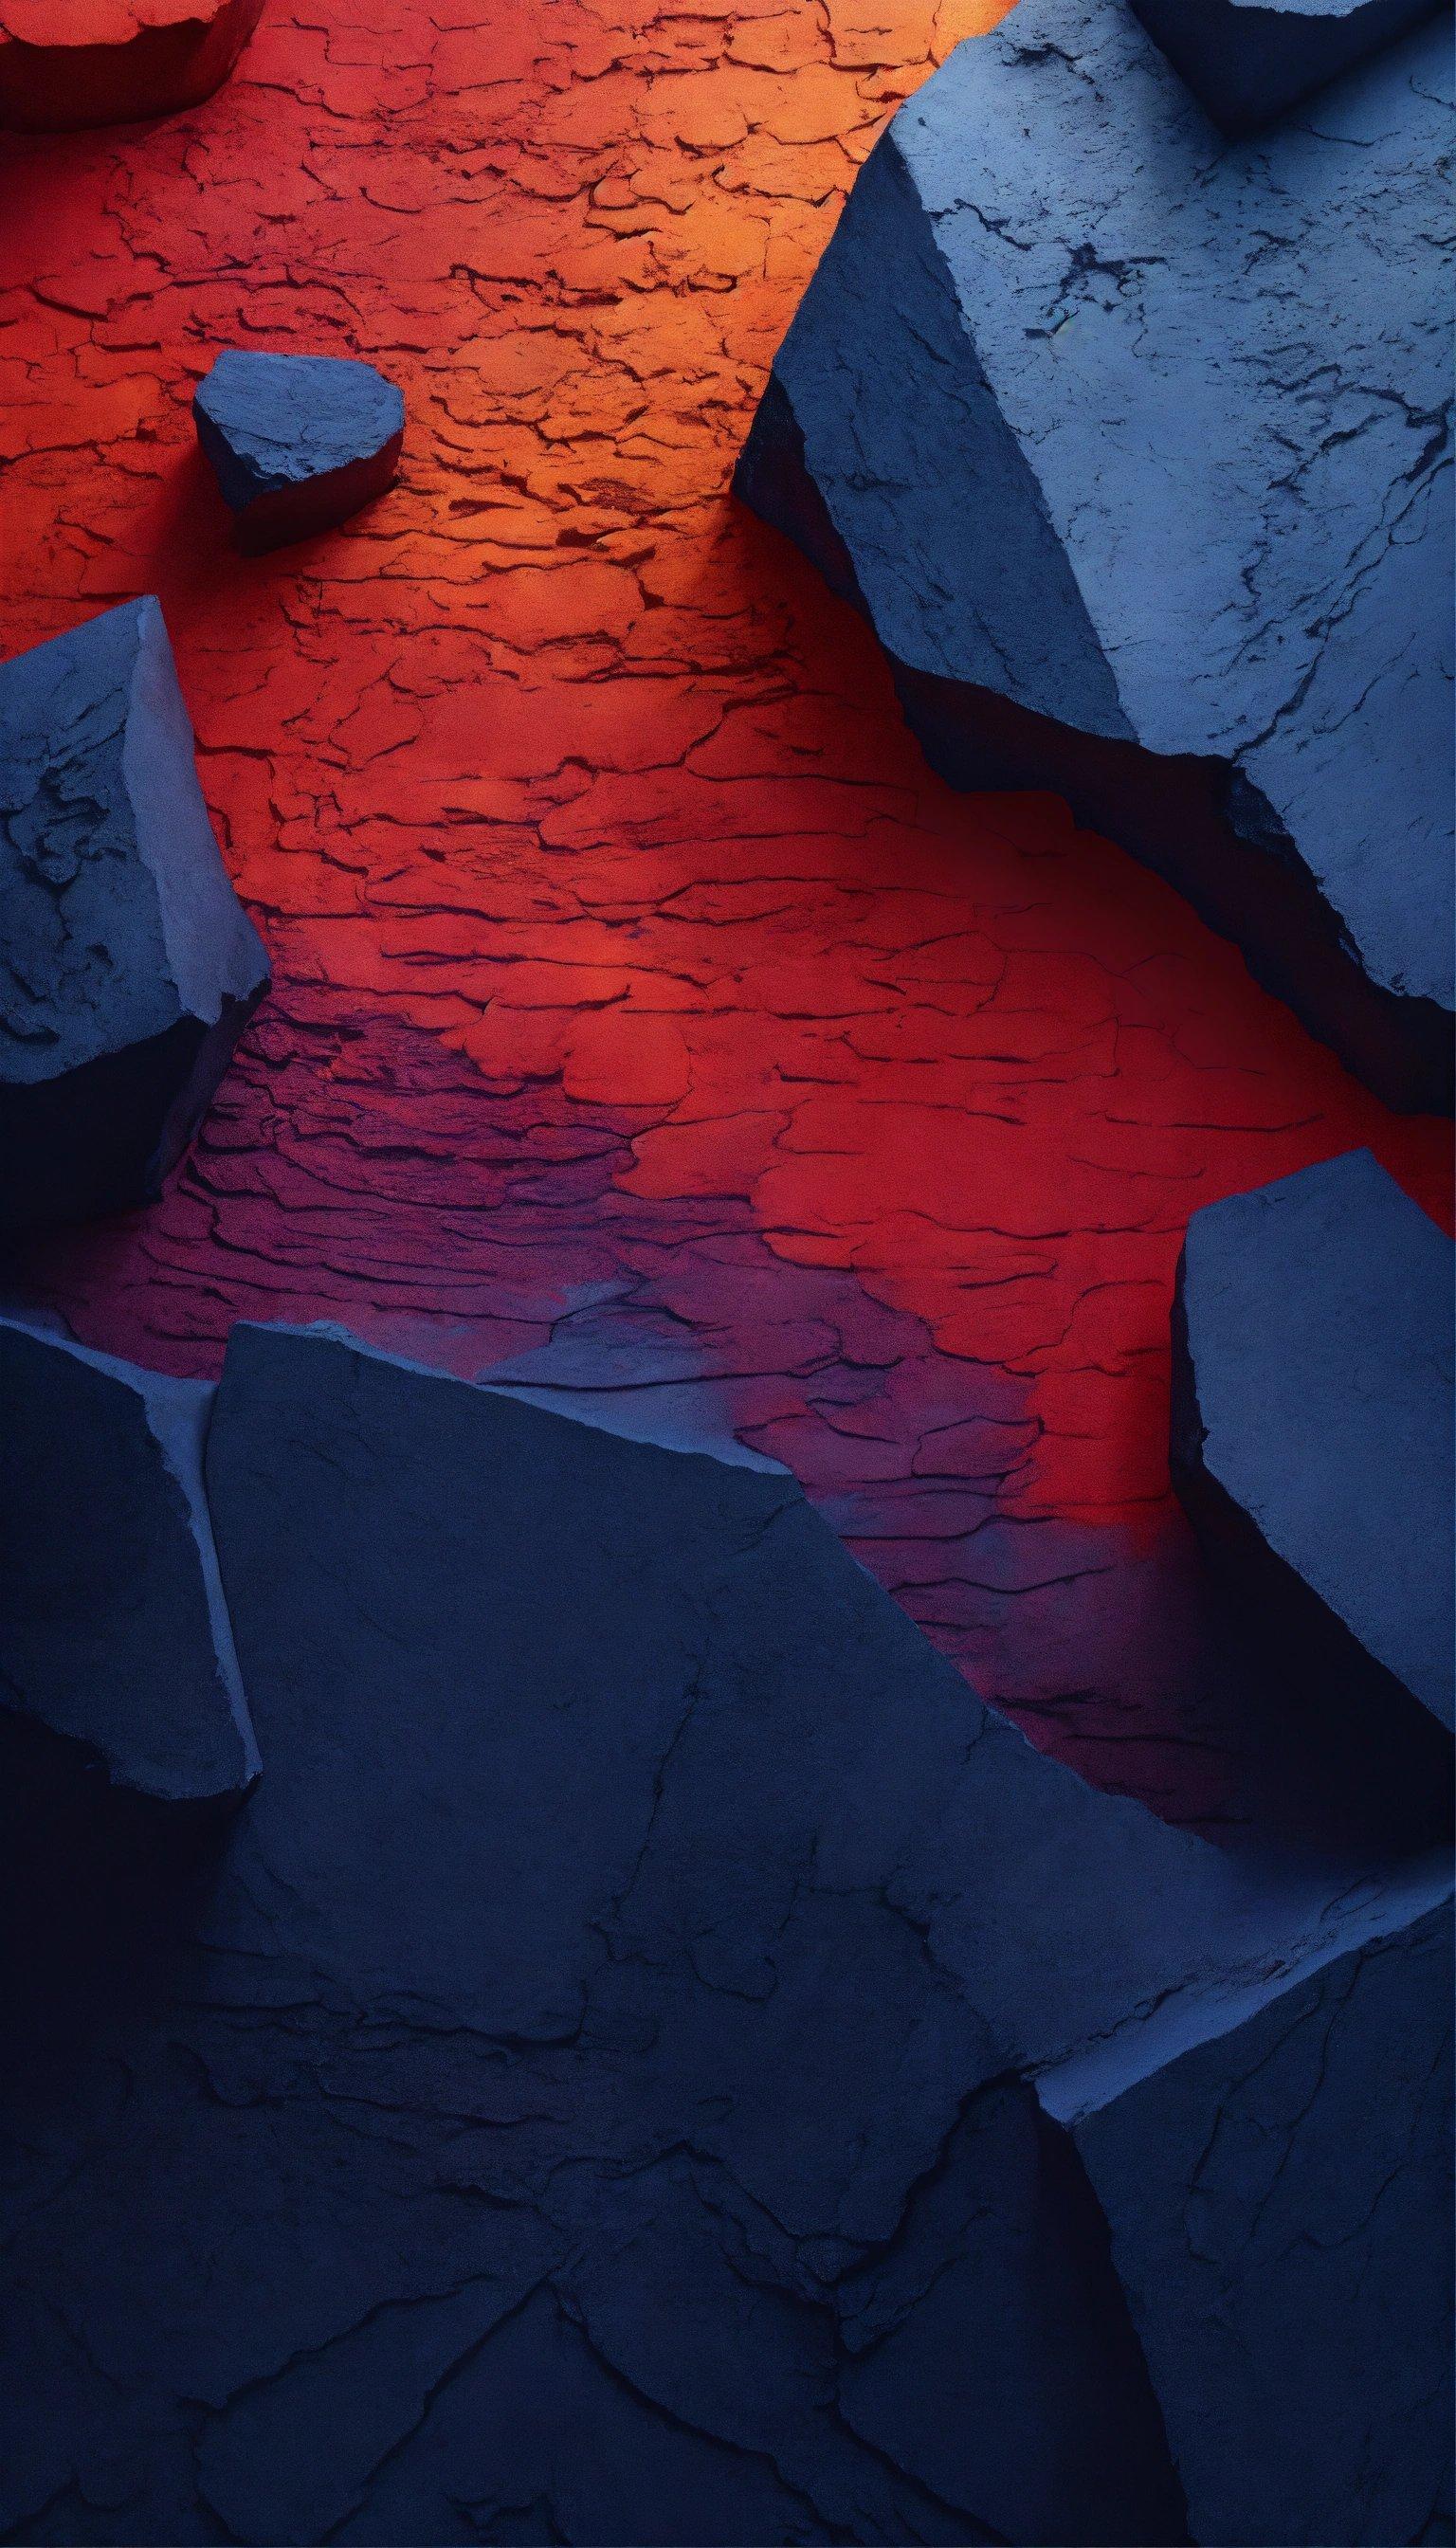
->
[1,0,1450,1833]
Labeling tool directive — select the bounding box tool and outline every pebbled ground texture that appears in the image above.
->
[0,0,1451,1833]
[736,0,1455,1111]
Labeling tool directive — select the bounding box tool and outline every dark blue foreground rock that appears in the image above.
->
[1057,1880,1454,2545]
[194,349,405,552]
[0,598,270,1228]
[735,0,1454,1113]
[1129,0,1440,133]
[1173,1150,1455,1737]
[0,1320,1443,2544]
[0,1316,255,1801]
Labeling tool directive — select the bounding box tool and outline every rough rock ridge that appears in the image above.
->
[0,0,264,132]
[1173,1148,1455,1736]
[0,1313,256,1801]
[193,349,405,552]
[0,1320,1448,2544]
[0,597,270,1229]
[735,0,1455,1113]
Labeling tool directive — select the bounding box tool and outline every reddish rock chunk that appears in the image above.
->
[0,0,264,132]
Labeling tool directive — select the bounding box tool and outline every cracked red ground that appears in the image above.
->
[2,0,1449,1825]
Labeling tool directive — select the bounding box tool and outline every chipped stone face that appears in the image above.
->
[736,0,1455,1113]
[1173,1147,1456,1736]
[1,1319,1436,2543]
[0,0,265,131]
[1064,1883,1455,2546]
[0,598,269,1229]
[1128,0,1440,134]
[194,349,405,552]
[0,1315,256,1801]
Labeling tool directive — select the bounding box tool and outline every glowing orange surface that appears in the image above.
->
[0,0,1447,1814]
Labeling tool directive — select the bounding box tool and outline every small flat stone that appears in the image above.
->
[0,1316,256,1803]
[0,0,264,133]
[0,598,269,1229]
[1173,1149,1455,1735]
[1129,0,1440,135]
[193,349,405,552]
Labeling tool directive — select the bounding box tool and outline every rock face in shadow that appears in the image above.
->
[0,0,265,132]
[1173,1150,1455,1737]
[1128,0,1440,134]
[0,598,270,1230]
[734,0,1454,1113]
[194,349,405,552]
[0,1319,1446,2544]
[1059,1884,1454,2546]
[0,1315,256,1802]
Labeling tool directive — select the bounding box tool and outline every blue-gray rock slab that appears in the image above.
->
[734,0,1454,1114]
[0,1315,257,1802]
[1173,1149,1455,1735]
[1128,0,1442,133]
[193,348,405,552]
[1056,1872,1454,2546]
[0,1318,1417,2545]
[0,597,270,1228]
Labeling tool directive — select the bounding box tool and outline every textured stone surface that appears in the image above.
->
[1173,1148,1455,1736]
[736,0,1455,1113]
[0,0,1449,1831]
[194,349,405,552]
[0,1318,1429,2545]
[0,0,264,131]
[0,598,269,1229]
[1063,1881,1454,2546]
[0,1313,255,1800]
[1129,0,1440,135]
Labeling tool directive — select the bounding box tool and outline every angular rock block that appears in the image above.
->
[0,1319,1441,2543]
[0,0,264,133]
[1173,1150,1455,1736]
[0,1317,256,1803]
[194,349,405,552]
[1060,1880,1454,2545]
[0,598,269,1230]
[735,0,1455,1113]
[1129,0,1440,135]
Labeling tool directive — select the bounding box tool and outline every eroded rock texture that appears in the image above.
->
[0,0,265,132]
[2,1318,1436,2546]
[736,0,1455,1112]
[194,349,405,552]
[1063,1884,1454,2546]
[0,1313,255,1799]
[0,598,270,1229]
[1129,0,1441,133]
[1173,1148,1456,1737]
[2,0,1450,1833]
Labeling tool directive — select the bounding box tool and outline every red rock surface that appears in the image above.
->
[0,0,1448,1822]
[0,0,264,130]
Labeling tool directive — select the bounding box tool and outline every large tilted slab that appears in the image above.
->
[0,1320,1443,2543]
[1173,1150,1454,1735]
[1129,0,1441,134]
[0,0,264,132]
[0,1317,256,1803]
[193,350,405,553]
[0,599,269,1229]
[735,0,1454,1112]
[1055,1882,1454,2546]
